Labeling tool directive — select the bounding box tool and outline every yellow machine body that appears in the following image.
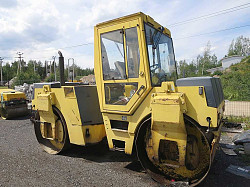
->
[32,85,106,146]
[32,12,225,185]
[94,12,223,151]
[0,89,26,101]
[0,89,28,119]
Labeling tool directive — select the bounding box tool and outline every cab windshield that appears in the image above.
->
[145,23,177,86]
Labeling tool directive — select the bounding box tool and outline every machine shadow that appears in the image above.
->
[61,141,144,172]
[63,144,250,186]
[1,114,31,121]
[198,149,249,187]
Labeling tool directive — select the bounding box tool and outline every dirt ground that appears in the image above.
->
[0,116,249,187]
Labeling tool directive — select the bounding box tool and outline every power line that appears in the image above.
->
[14,43,94,61]
[2,23,249,61]
[0,43,92,59]
[27,42,94,53]
[2,22,248,61]
[19,3,250,56]
[0,56,12,60]
[1,3,249,63]
[175,24,250,40]
[168,2,250,27]
[12,3,249,55]
[7,23,248,60]
[60,43,93,49]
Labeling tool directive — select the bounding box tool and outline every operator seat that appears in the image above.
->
[115,61,126,79]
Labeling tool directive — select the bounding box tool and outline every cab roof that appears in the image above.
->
[95,12,171,37]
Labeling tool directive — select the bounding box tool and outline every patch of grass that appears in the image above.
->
[0,86,8,89]
[244,125,250,130]
[225,116,250,130]
[221,131,227,135]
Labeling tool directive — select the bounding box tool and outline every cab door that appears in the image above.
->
[97,19,148,114]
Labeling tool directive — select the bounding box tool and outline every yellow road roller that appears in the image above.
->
[0,89,29,120]
[31,12,225,186]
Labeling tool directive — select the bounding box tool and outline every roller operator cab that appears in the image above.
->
[32,12,225,186]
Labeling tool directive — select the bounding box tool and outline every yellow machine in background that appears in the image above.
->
[0,89,29,120]
[31,12,225,186]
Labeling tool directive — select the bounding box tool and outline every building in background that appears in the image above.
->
[221,55,245,69]
[207,55,245,74]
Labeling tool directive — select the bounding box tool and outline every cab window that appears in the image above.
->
[145,24,177,86]
[101,30,126,80]
[104,83,138,105]
[125,27,140,78]
[101,27,141,106]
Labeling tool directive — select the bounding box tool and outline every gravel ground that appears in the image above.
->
[0,117,249,187]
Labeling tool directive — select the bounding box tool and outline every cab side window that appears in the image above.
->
[100,27,141,106]
[125,27,140,78]
[101,30,126,80]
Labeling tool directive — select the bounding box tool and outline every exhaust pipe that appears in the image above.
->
[58,51,65,86]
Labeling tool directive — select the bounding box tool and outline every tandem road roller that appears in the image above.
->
[0,89,29,120]
[31,12,225,186]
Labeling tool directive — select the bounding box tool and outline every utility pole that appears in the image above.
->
[182,69,185,78]
[45,60,48,76]
[67,58,70,81]
[49,61,52,76]
[16,52,23,74]
[75,60,77,77]
[73,59,75,82]
[202,63,204,76]
[68,58,74,81]
[33,61,36,73]
[52,56,56,82]
[0,57,3,86]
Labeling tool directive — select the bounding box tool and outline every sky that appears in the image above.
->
[0,0,249,68]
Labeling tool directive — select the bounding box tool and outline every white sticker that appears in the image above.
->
[122,116,127,121]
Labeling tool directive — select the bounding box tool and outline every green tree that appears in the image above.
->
[12,71,41,87]
[228,36,250,56]
[178,60,197,78]
[196,41,219,76]
[3,63,15,83]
